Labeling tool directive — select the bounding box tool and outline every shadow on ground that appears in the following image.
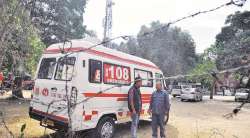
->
[41,121,179,138]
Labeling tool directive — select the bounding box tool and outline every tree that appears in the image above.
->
[28,0,87,46]
[116,37,140,56]
[188,47,217,89]
[215,11,250,70]
[25,35,46,76]
[0,0,33,71]
[0,0,46,98]
[0,0,25,98]
[117,21,197,76]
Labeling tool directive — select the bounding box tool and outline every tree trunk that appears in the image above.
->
[12,76,23,99]
[0,41,6,70]
[12,88,23,98]
[210,79,216,99]
[0,56,3,70]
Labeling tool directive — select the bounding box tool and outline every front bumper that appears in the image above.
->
[172,92,181,96]
[181,94,195,100]
[29,107,68,130]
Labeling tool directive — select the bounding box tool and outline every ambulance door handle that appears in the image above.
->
[51,87,57,92]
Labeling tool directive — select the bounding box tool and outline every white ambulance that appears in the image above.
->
[29,39,165,138]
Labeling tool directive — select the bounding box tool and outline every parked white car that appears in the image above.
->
[181,85,203,102]
[171,85,181,97]
[235,88,249,102]
[218,86,234,96]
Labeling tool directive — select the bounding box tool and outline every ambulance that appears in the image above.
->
[29,39,165,138]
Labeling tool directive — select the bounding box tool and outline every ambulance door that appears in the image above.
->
[33,56,57,110]
[52,55,78,110]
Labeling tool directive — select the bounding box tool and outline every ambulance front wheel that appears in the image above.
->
[96,116,115,138]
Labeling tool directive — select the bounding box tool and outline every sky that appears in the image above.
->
[84,0,250,53]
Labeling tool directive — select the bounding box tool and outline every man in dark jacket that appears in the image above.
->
[149,81,170,138]
[128,76,142,138]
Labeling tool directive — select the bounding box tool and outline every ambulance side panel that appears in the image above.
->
[72,52,163,131]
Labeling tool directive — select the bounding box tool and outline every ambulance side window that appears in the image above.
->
[38,58,56,79]
[155,73,164,86]
[134,69,153,87]
[89,59,102,83]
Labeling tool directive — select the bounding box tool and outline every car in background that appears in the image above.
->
[235,88,249,102]
[181,84,203,102]
[222,86,234,96]
[217,86,234,96]
[171,85,182,97]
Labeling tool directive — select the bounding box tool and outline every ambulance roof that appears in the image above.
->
[45,39,160,71]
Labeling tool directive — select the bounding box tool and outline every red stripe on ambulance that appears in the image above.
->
[32,109,68,122]
[83,93,127,97]
[44,47,160,70]
[82,110,99,121]
[83,93,151,98]
[83,92,152,104]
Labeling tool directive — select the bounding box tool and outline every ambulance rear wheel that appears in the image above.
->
[96,117,115,138]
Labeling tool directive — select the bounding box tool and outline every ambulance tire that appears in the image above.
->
[96,116,115,138]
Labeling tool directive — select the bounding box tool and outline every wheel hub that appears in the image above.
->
[101,122,113,138]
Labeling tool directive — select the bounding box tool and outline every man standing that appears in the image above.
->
[128,77,142,138]
[149,81,170,138]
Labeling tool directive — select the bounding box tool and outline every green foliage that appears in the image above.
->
[215,11,250,70]
[25,35,46,76]
[187,46,217,89]
[0,0,34,72]
[117,21,197,76]
[188,59,216,89]
[233,72,241,80]
[0,0,45,76]
[28,0,87,46]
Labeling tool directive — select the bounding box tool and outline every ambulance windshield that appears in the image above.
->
[37,58,56,79]
[54,57,76,81]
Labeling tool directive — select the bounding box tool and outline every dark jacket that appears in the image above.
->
[128,85,142,113]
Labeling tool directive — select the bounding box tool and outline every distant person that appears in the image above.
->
[5,73,14,88]
[0,71,3,87]
[148,81,170,138]
[128,76,142,138]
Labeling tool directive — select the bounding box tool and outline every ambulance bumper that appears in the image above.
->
[29,107,68,130]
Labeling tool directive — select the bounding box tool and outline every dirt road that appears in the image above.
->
[0,95,250,138]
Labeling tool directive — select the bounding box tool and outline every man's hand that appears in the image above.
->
[164,112,170,125]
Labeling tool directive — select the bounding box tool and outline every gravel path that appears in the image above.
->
[1,95,250,138]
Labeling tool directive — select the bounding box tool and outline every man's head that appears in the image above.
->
[134,76,142,88]
[156,81,162,91]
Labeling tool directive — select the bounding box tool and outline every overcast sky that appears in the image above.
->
[84,0,250,53]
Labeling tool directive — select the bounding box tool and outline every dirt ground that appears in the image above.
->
[1,92,250,138]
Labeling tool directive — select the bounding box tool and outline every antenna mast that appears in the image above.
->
[103,0,114,48]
